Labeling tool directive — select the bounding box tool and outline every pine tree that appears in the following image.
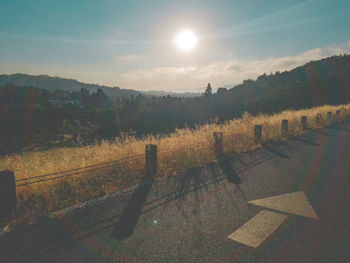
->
[204,83,212,97]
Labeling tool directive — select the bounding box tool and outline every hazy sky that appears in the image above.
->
[1,0,350,92]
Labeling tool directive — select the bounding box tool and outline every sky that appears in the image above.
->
[1,0,350,92]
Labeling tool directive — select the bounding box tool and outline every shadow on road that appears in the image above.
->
[310,129,335,137]
[217,156,242,185]
[262,143,290,159]
[111,179,154,240]
[328,125,350,131]
[292,137,318,146]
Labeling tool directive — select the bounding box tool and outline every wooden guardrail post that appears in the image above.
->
[346,109,350,120]
[0,170,16,218]
[316,113,322,124]
[281,119,288,134]
[254,125,262,143]
[145,144,157,179]
[336,110,340,121]
[327,112,332,120]
[213,132,224,156]
[301,116,307,130]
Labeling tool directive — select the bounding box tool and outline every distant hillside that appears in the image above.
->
[218,54,350,113]
[0,74,141,98]
[0,73,205,98]
[142,90,201,97]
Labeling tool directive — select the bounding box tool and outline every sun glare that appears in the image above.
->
[175,30,198,51]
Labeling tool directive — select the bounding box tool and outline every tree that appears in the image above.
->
[216,87,227,95]
[204,83,212,97]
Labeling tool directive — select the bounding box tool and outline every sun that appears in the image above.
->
[175,30,198,51]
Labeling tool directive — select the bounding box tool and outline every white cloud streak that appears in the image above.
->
[124,66,197,80]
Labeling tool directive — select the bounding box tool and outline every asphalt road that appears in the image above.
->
[0,121,349,263]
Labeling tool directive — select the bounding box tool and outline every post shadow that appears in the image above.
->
[328,125,350,131]
[217,156,242,185]
[111,179,154,240]
[310,129,335,137]
[262,143,290,159]
[293,137,318,146]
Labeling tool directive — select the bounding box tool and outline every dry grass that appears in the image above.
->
[1,103,350,222]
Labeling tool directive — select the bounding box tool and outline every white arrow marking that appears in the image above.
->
[228,191,319,247]
[228,210,288,248]
[248,191,319,219]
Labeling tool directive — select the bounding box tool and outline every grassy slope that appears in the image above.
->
[1,103,350,223]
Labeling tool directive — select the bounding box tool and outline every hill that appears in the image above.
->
[142,90,201,97]
[0,73,141,98]
[222,54,350,111]
[0,74,203,98]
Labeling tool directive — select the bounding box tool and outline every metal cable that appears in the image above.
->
[15,153,145,182]
[16,156,145,187]
[16,154,144,182]
[16,167,105,187]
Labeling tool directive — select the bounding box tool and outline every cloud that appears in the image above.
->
[124,66,197,80]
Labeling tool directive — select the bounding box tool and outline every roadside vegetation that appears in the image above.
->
[1,103,349,224]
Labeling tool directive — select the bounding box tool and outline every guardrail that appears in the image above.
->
[0,109,348,218]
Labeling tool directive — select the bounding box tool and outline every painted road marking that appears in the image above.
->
[248,191,319,219]
[228,210,288,248]
[228,191,319,247]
